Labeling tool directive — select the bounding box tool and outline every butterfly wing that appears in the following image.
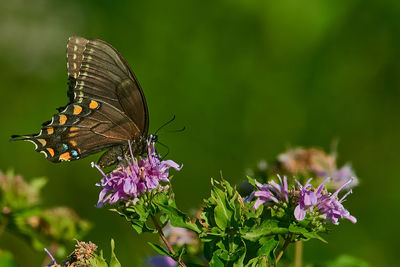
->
[11,36,149,163]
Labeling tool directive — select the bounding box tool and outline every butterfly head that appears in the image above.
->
[148,134,158,144]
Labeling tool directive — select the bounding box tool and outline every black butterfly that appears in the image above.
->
[11,36,154,167]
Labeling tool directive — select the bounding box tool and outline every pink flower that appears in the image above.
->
[252,175,289,209]
[93,140,182,207]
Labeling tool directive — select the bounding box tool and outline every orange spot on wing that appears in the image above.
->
[59,115,67,125]
[68,132,78,137]
[89,100,99,109]
[70,127,79,132]
[59,152,72,161]
[73,105,82,115]
[46,148,55,157]
[47,128,54,134]
[70,140,77,146]
[38,139,46,146]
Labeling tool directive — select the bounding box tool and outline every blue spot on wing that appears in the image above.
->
[71,150,79,158]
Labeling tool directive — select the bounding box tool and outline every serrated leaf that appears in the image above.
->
[211,183,233,230]
[130,219,155,234]
[159,213,169,225]
[245,256,268,267]
[289,224,327,243]
[157,204,200,233]
[233,240,246,267]
[242,220,288,241]
[257,238,278,264]
[210,253,225,267]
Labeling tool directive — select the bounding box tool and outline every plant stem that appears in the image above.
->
[0,217,9,238]
[151,215,187,267]
[276,235,291,263]
[294,241,303,267]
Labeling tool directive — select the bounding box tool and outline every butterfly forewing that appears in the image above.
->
[11,36,149,165]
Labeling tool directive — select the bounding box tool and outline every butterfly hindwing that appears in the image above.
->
[11,36,149,165]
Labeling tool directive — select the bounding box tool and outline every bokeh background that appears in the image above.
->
[1,0,399,266]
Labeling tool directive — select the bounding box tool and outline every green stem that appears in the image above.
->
[275,235,291,263]
[294,241,303,267]
[151,215,187,267]
[0,216,9,238]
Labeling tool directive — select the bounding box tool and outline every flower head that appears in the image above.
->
[276,147,359,191]
[294,178,357,224]
[93,140,182,207]
[316,180,357,224]
[253,175,288,209]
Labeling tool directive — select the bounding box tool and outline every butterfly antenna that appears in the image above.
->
[157,141,170,159]
[155,115,176,135]
[167,126,186,133]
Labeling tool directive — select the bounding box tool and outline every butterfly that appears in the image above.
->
[11,36,155,168]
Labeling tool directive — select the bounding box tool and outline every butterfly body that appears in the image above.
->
[11,36,149,167]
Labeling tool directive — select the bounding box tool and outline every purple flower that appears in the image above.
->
[93,140,182,207]
[295,178,357,224]
[294,178,321,221]
[253,175,289,209]
[146,255,177,267]
[317,180,357,224]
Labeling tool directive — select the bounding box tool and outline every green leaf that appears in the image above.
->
[157,203,200,233]
[233,240,246,267]
[210,179,234,230]
[214,205,231,230]
[147,242,174,258]
[159,213,169,225]
[257,238,278,264]
[242,220,288,241]
[88,250,108,267]
[210,251,225,267]
[325,254,370,267]
[0,250,17,267]
[118,201,155,234]
[246,176,257,187]
[289,224,327,243]
[109,239,121,267]
[245,256,268,267]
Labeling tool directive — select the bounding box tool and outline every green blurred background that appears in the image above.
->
[1,0,399,266]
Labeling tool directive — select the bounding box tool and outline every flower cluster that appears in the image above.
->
[93,141,182,207]
[253,175,289,209]
[45,240,99,267]
[252,176,356,225]
[294,178,357,225]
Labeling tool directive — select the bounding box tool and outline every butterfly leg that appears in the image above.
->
[97,144,128,168]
